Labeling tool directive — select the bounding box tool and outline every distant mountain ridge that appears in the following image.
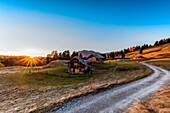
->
[78,50,101,58]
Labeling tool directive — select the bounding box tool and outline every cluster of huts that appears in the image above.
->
[68,54,105,74]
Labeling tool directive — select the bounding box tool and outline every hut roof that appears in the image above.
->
[71,56,88,65]
[88,54,105,59]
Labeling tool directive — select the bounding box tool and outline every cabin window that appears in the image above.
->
[74,63,78,66]
[75,69,79,73]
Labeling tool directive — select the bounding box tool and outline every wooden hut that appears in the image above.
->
[87,54,105,63]
[68,56,88,74]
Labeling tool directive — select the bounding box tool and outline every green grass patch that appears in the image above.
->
[3,70,91,88]
[93,62,117,67]
[1,61,150,88]
[42,65,68,73]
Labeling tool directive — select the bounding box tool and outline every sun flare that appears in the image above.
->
[19,56,40,67]
[30,56,34,58]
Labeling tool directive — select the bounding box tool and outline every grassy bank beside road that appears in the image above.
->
[146,59,170,71]
[124,84,170,113]
[0,61,153,112]
[125,59,170,113]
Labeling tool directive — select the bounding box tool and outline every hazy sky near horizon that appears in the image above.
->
[0,0,170,57]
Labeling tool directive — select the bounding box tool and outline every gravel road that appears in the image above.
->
[49,62,170,113]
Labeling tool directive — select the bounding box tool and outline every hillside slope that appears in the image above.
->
[126,43,170,59]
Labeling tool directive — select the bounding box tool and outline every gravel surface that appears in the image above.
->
[50,62,170,113]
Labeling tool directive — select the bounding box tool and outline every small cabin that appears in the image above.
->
[87,54,105,63]
[68,56,88,74]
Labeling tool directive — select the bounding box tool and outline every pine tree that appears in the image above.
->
[79,53,83,58]
[121,51,125,59]
[139,48,143,54]
[110,52,115,59]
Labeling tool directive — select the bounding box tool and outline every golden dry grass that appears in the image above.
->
[124,84,170,113]
[145,59,170,71]
[126,43,170,59]
[0,62,153,112]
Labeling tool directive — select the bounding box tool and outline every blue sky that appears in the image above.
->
[0,0,170,57]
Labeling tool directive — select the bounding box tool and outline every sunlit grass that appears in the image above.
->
[146,60,170,71]
[10,56,44,86]
[1,61,152,88]
[126,43,170,59]
[2,66,91,87]
[125,84,170,113]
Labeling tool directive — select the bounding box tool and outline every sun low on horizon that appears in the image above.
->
[0,0,170,113]
[0,0,170,57]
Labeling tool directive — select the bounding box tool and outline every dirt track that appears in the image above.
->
[49,62,170,113]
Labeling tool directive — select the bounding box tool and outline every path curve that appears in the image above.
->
[49,62,170,113]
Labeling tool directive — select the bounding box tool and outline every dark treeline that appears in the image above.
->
[48,38,170,62]
[108,38,170,59]
[1,38,168,67]
[0,38,169,67]
[46,50,84,64]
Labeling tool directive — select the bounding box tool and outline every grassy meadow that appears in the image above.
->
[0,61,154,113]
[0,61,151,88]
